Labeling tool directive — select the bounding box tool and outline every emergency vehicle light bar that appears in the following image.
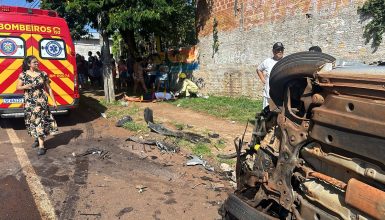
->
[0,6,10,12]
[0,6,57,17]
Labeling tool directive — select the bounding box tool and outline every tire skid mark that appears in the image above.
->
[85,122,94,140]
[59,111,92,219]
[59,156,89,220]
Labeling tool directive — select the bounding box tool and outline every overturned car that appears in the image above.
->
[221,52,385,220]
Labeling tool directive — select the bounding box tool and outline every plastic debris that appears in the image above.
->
[125,136,180,153]
[148,122,210,143]
[76,148,111,160]
[116,116,133,127]
[135,185,147,193]
[186,155,214,171]
[208,133,220,138]
[144,108,154,124]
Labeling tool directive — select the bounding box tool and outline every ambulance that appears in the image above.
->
[0,5,79,118]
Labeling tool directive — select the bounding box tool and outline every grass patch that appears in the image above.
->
[191,143,212,156]
[175,138,194,148]
[171,96,262,123]
[122,121,148,132]
[174,123,185,130]
[99,99,120,107]
[213,139,227,150]
[174,138,212,156]
[217,158,236,166]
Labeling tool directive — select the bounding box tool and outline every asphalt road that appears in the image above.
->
[0,108,230,220]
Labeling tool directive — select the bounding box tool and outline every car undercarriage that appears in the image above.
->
[221,52,385,220]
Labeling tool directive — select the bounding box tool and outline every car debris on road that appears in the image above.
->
[126,136,180,153]
[76,148,111,160]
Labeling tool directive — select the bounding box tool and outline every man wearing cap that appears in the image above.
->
[309,45,322,52]
[176,73,199,97]
[256,42,284,109]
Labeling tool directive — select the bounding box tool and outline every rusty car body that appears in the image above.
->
[221,52,385,220]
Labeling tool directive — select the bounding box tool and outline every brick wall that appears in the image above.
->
[196,0,384,98]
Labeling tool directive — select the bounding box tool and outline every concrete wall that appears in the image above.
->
[74,38,101,58]
[196,0,385,98]
[74,33,113,59]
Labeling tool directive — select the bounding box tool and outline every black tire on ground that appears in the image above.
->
[269,52,336,106]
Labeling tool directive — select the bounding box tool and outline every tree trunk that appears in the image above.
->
[98,13,115,103]
[119,28,136,59]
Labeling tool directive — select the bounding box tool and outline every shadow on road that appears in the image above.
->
[55,93,108,126]
[45,129,83,149]
[1,93,108,130]
[0,118,25,130]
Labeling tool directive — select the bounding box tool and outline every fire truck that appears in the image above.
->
[0,5,79,118]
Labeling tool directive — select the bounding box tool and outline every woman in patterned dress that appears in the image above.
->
[16,55,58,156]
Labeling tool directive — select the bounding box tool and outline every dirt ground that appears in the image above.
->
[0,91,256,220]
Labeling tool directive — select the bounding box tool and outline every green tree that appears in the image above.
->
[40,0,196,101]
[358,0,385,48]
[66,0,117,102]
[40,0,89,40]
[40,0,117,102]
[109,0,196,57]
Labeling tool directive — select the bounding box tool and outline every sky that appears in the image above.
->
[1,0,40,8]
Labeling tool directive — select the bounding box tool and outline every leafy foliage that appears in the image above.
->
[39,1,89,40]
[358,0,385,47]
[40,0,196,54]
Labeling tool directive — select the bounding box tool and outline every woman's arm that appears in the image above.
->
[16,78,32,90]
[43,73,57,108]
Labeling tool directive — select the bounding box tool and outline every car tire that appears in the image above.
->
[269,52,336,106]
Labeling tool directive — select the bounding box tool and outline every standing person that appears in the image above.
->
[133,57,148,94]
[256,42,284,109]
[309,46,322,52]
[144,57,157,89]
[156,61,169,91]
[96,51,102,61]
[92,55,103,88]
[16,56,58,156]
[117,56,128,90]
[79,56,88,88]
[87,51,95,86]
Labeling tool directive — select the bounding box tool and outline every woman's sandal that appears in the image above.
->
[37,148,46,156]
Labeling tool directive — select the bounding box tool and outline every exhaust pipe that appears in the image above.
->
[345,178,385,220]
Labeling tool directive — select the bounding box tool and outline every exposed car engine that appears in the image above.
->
[221,52,385,220]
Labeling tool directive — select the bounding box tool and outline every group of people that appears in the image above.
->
[257,42,322,109]
[76,51,104,89]
[116,54,172,94]
[79,52,199,98]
